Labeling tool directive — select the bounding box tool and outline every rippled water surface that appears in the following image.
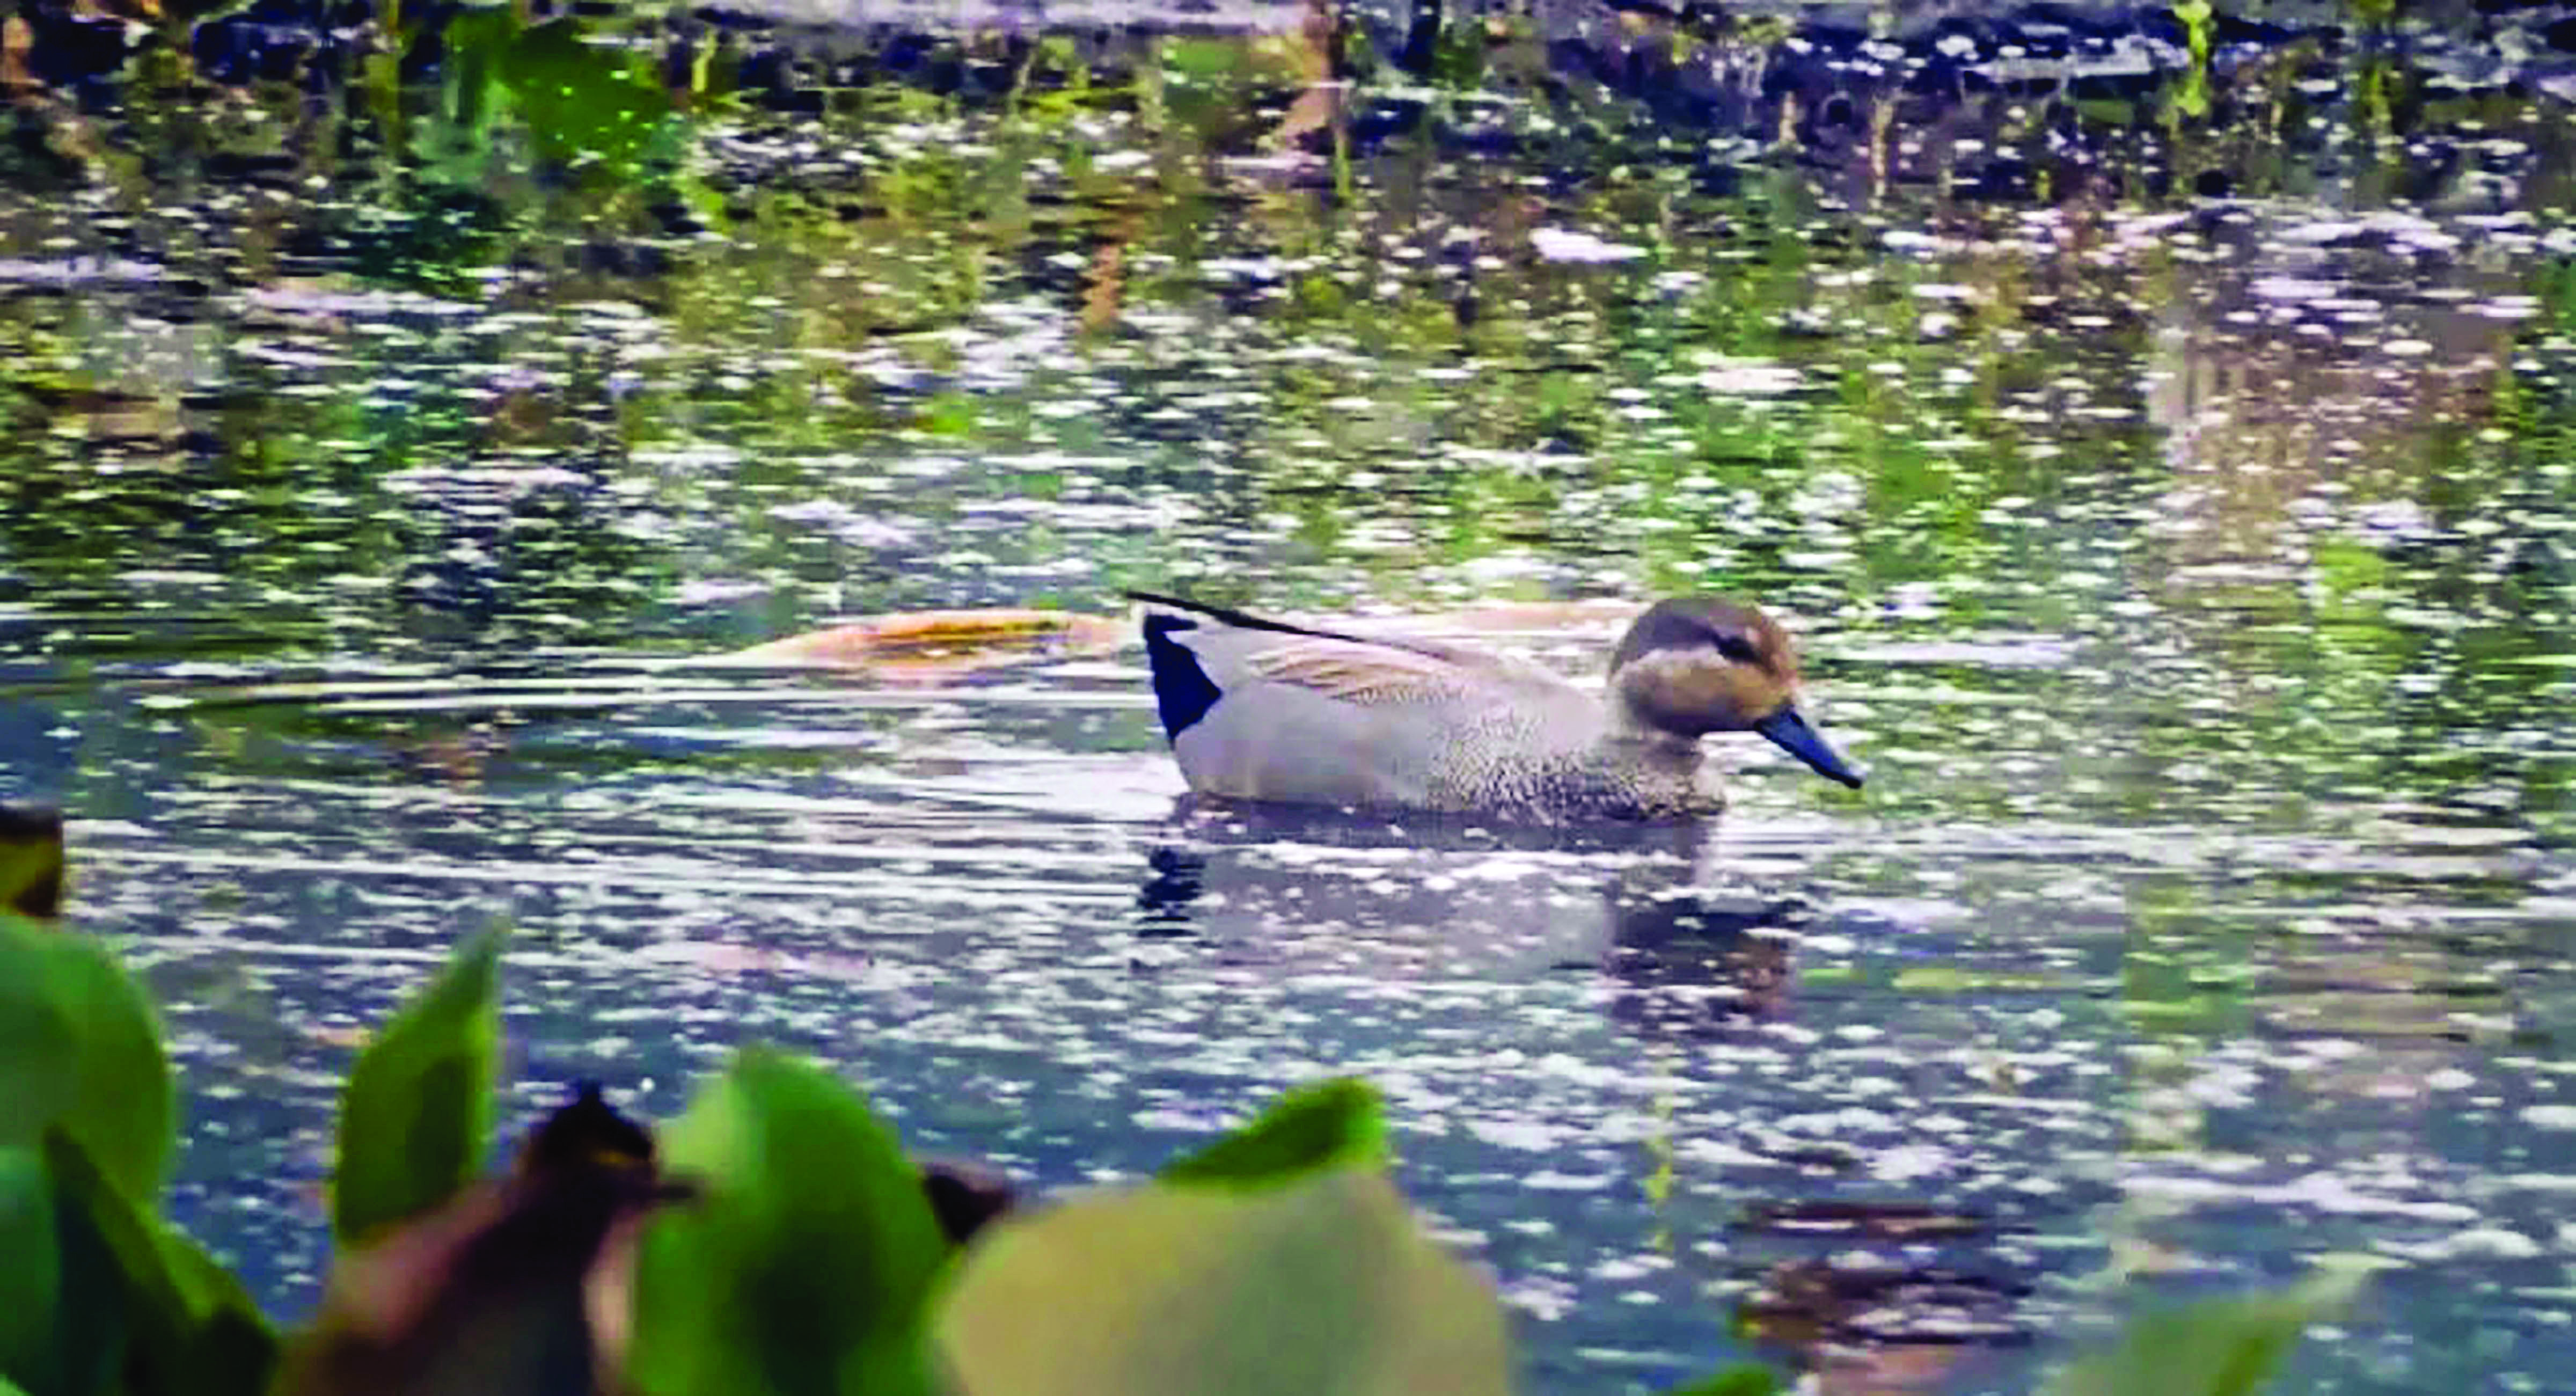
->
[5,8,2576,1391]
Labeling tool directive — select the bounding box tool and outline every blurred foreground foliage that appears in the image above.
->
[0,806,2357,1396]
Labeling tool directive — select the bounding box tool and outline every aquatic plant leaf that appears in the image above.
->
[0,912,174,1203]
[1665,1363,1781,1395]
[2045,1269,2368,1396]
[938,1167,1513,1396]
[499,19,672,176]
[331,931,504,1247]
[0,1149,61,1396]
[626,1048,948,1396]
[437,5,518,136]
[1159,1078,1388,1187]
[153,1213,281,1396]
[0,806,62,921]
[42,1129,277,1396]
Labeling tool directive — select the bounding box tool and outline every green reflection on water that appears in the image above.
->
[0,17,2563,834]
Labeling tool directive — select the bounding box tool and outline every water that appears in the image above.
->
[4,8,2576,1392]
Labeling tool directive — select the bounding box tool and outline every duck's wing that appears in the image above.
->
[1242,634,1482,704]
[1130,593,1604,809]
[1130,592,1570,730]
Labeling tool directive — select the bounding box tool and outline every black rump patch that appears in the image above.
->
[1140,611,1223,741]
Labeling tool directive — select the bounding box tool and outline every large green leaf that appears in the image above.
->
[626,1048,949,1396]
[155,1231,278,1396]
[2045,1269,2369,1396]
[0,1149,61,1396]
[0,807,62,921]
[1159,1078,1387,1188]
[937,1167,1514,1396]
[0,913,174,1203]
[331,932,504,1247]
[41,1129,275,1396]
[44,1130,193,1396]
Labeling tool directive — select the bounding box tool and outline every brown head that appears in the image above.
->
[1608,597,1864,788]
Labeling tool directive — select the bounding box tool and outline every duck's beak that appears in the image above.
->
[1753,705,1865,789]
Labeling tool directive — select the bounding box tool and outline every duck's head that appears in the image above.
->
[1607,597,1865,789]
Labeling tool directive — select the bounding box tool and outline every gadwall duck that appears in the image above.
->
[1131,592,1863,819]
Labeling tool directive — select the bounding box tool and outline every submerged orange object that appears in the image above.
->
[722,608,1129,678]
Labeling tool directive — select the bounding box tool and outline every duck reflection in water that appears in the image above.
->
[1133,801,1810,1037]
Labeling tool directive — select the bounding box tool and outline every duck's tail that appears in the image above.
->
[1124,590,1305,637]
[1130,596,1224,742]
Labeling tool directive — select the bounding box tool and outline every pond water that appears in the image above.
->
[3,6,2575,1392]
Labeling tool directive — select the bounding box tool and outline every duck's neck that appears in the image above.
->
[1604,686,1705,764]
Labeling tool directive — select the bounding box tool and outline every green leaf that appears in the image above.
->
[45,1129,190,1395]
[2045,1268,2370,1396]
[498,18,674,176]
[0,912,174,1203]
[626,1048,949,1396]
[1159,1078,1387,1188]
[41,1129,275,1396]
[0,1148,61,1396]
[331,931,504,1247]
[155,1233,279,1395]
[0,807,62,922]
[1666,1363,1782,1396]
[438,5,519,134]
[938,1167,1514,1396]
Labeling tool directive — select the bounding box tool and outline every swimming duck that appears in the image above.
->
[1130,591,1863,819]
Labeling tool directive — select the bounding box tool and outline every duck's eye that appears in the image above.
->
[1708,631,1762,665]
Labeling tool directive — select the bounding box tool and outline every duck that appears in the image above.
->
[1129,591,1864,820]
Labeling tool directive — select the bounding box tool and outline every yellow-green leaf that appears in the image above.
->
[939,1167,1513,1396]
